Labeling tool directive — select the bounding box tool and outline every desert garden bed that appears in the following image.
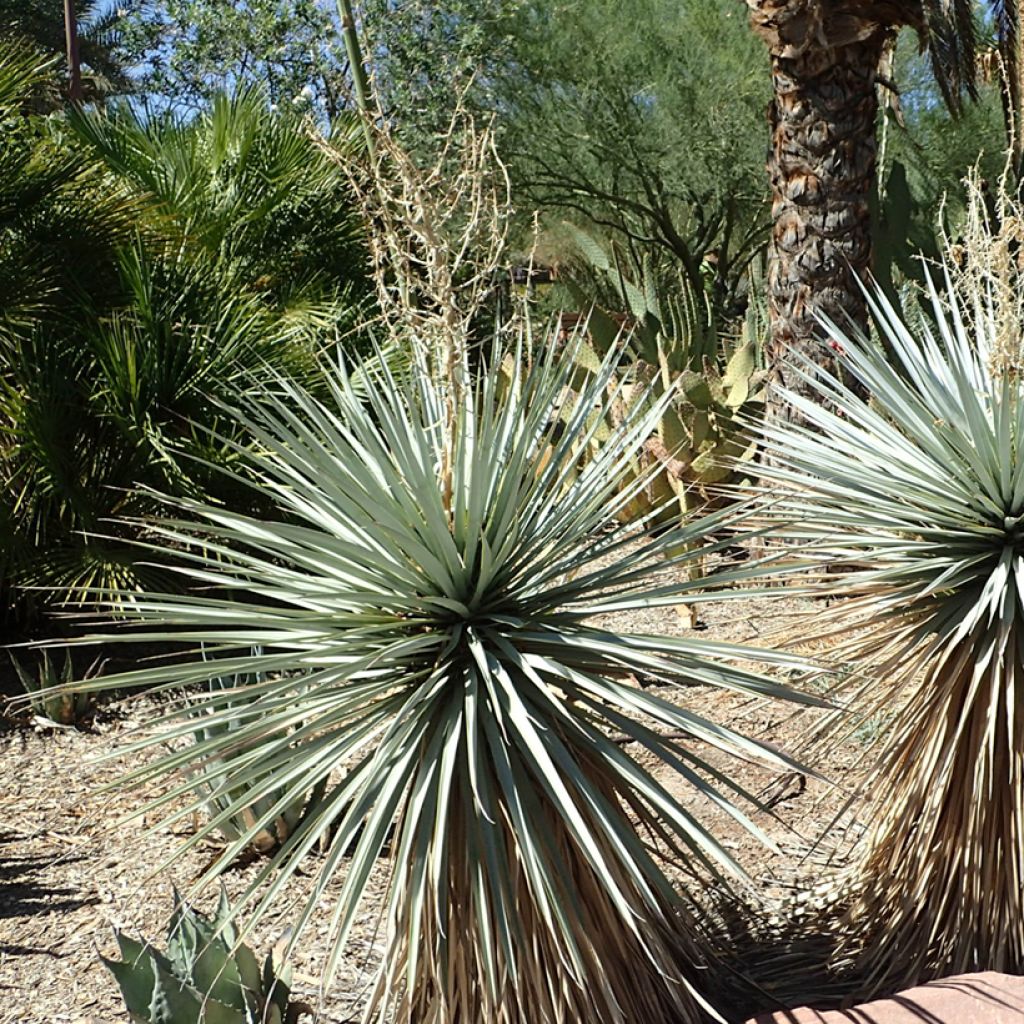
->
[0,591,865,1024]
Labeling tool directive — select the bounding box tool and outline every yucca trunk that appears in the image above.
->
[377,770,715,1024]
[748,2,894,423]
[839,626,1024,993]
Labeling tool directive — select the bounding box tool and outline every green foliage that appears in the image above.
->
[188,648,324,856]
[668,336,766,494]
[70,90,368,313]
[67,327,813,1023]
[0,45,140,619]
[336,0,771,313]
[493,0,771,314]
[0,54,370,626]
[872,27,1010,298]
[363,0,523,141]
[564,228,767,524]
[9,648,96,726]
[103,887,306,1024]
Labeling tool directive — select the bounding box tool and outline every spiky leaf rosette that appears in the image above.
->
[69,332,811,1024]
[756,276,1024,993]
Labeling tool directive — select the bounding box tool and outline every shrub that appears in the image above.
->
[0,58,370,626]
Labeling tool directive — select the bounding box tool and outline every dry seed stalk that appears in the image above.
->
[313,101,511,385]
[943,169,1024,378]
[312,99,511,513]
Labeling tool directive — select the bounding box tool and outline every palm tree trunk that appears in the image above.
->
[63,0,83,103]
[751,4,891,424]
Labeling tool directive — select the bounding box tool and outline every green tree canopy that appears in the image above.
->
[117,0,350,117]
[490,0,772,312]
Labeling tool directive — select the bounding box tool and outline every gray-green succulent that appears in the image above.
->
[9,648,96,726]
[187,648,325,855]
[103,888,306,1024]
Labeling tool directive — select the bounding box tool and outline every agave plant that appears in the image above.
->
[755,258,1024,991]
[9,648,97,726]
[104,887,306,1024]
[188,647,324,856]
[66,327,813,1024]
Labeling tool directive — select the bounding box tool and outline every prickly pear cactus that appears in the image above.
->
[562,225,767,522]
[665,338,766,501]
[599,327,766,528]
[557,229,767,627]
[103,887,306,1024]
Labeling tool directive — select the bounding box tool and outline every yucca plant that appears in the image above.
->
[104,886,306,1024]
[755,185,1024,992]
[61,323,817,1024]
[9,648,96,726]
[188,647,324,856]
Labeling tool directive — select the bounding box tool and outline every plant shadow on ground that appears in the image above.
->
[715,900,862,1021]
[0,830,98,955]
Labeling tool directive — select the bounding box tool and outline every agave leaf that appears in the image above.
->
[263,951,292,1015]
[103,952,158,1023]
[147,956,220,1024]
[189,923,247,1013]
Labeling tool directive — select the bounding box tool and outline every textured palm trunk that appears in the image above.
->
[999,2,1024,181]
[750,3,893,424]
